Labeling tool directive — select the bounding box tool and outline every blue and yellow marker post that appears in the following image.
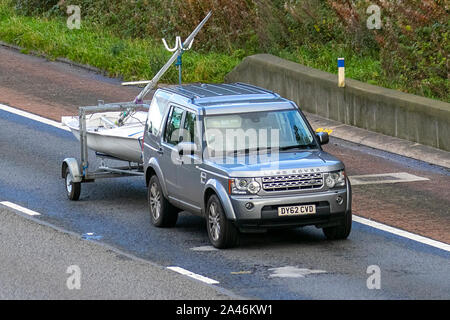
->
[338,58,345,87]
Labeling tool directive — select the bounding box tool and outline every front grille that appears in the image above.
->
[262,173,323,192]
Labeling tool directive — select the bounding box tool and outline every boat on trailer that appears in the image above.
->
[62,110,147,164]
[61,12,212,200]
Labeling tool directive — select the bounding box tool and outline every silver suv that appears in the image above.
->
[143,83,351,248]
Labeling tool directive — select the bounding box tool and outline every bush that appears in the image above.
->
[13,0,59,15]
[7,0,449,101]
[373,0,449,99]
[325,0,449,100]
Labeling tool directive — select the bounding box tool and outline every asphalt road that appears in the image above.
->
[0,207,233,299]
[0,46,449,299]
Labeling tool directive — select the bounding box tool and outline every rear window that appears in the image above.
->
[147,96,166,135]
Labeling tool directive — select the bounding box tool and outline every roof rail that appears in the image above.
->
[160,86,198,100]
[158,83,282,105]
[234,82,279,97]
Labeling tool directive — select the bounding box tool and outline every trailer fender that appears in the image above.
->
[62,158,82,183]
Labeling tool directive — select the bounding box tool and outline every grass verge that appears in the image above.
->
[0,1,447,102]
[0,2,240,84]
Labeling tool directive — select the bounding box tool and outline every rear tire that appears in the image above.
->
[148,175,178,227]
[323,210,352,240]
[206,194,239,249]
[65,167,81,201]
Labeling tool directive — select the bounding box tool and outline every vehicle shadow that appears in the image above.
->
[77,182,342,250]
[176,212,332,250]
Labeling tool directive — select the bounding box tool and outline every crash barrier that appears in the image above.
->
[226,54,450,152]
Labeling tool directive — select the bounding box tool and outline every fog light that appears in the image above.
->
[245,202,254,210]
[336,196,344,205]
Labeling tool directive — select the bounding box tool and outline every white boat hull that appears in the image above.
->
[62,111,146,164]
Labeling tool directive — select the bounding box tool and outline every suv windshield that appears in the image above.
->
[204,109,317,154]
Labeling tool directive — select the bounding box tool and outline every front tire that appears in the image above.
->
[148,175,178,227]
[323,210,352,240]
[206,194,239,249]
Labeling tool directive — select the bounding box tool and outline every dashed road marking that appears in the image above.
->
[191,245,219,252]
[0,201,41,216]
[167,266,220,285]
[349,172,429,186]
[353,215,450,252]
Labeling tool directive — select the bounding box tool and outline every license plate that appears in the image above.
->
[278,204,316,216]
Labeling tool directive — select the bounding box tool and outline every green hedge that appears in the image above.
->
[5,0,449,102]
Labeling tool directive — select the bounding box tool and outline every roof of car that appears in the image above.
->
[160,83,291,107]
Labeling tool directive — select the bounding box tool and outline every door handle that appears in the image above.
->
[157,147,164,155]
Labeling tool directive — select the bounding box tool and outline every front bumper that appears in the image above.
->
[229,188,349,232]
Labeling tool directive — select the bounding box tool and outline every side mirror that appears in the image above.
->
[176,141,197,156]
[316,131,329,145]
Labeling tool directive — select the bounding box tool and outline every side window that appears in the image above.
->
[164,106,184,145]
[147,97,165,136]
[182,111,197,144]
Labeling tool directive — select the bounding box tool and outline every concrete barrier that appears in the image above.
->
[225,54,450,152]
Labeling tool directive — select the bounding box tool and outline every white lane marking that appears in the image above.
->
[0,103,70,131]
[349,172,429,186]
[0,201,41,216]
[353,215,450,252]
[269,266,327,278]
[191,245,219,252]
[167,266,219,285]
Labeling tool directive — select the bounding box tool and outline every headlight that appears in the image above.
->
[325,170,346,188]
[229,178,261,195]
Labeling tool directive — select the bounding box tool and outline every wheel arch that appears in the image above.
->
[203,179,236,220]
[346,177,352,213]
[145,159,169,198]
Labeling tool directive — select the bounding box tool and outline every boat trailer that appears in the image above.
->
[61,12,211,201]
[62,102,149,201]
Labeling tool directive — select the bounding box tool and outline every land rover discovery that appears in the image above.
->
[143,83,352,248]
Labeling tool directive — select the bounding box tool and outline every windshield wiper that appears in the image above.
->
[279,144,317,151]
[231,146,273,155]
[230,144,316,154]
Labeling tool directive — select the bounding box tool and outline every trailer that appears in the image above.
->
[61,102,149,201]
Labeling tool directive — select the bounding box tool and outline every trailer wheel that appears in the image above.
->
[65,167,81,201]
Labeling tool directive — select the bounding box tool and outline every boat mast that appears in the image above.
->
[122,11,212,104]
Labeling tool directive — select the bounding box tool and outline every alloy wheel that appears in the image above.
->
[150,182,161,221]
[208,202,221,241]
